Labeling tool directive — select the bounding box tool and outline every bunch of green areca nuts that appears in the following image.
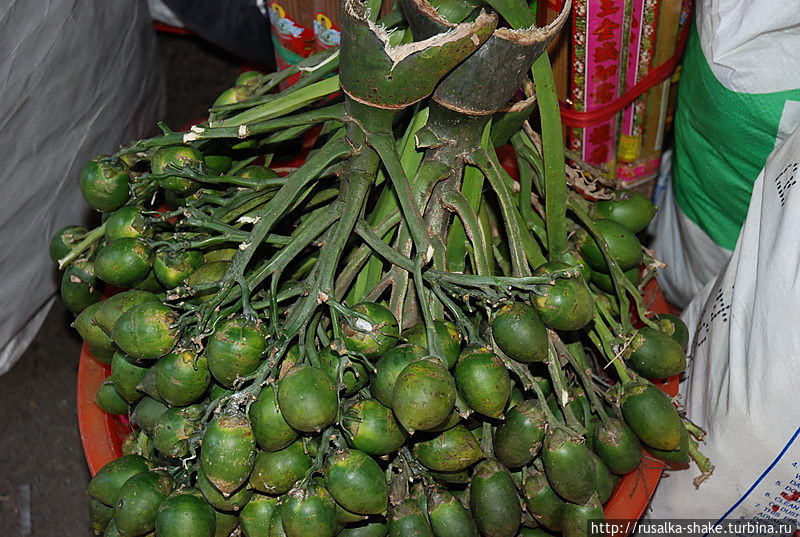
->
[53,1,711,536]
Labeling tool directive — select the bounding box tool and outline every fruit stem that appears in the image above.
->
[688,438,714,488]
[545,343,585,434]
[683,418,707,442]
[588,315,633,384]
[57,223,106,270]
[559,339,610,423]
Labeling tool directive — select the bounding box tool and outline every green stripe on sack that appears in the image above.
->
[672,25,800,250]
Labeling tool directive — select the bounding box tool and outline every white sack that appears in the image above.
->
[647,124,800,520]
[0,1,165,374]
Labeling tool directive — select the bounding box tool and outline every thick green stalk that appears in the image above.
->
[531,53,569,258]
[215,76,340,128]
[446,164,485,273]
[200,136,353,323]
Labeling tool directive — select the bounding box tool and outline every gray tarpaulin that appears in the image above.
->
[0,1,165,374]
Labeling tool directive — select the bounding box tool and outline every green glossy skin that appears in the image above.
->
[403,320,462,369]
[113,470,173,537]
[154,250,205,289]
[590,267,640,294]
[533,262,594,331]
[342,302,400,359]
[155,494,216,537]
[133,270,164,293]
[454,350,511,418]
[96,380,130,415]
[236,71,261,86]
[388,500,434,537]
[50,224,86,263]
[280,485,338,537]
[186,261,230,302]
[111,352,149,403]
[627,327,687,379]
[240,494,279,537]
[339,518,389,537]
[268,510,288,537]
[426,409,461,433]
[88,455,151,506]
[493,400,546,468]
[427,487,478,537]
[370,344,426,408]
[392,357,457,433]
[620,381,683,451]
[561,493,604,537]
[206,317,267,388]
[337,503,366,524]
[324,449,388,515]
[578,219,643,273]
[213,86,250,107]
[121,430,155,459]
[214,509,240,537]
[154,350,211,406]
[90,496,114,533]
[72,301,116,352]
[105,206,149,241]
[197,469,253,512]
[205,155,233,175]
[412,425,483,472]
[522,470,565,531]
[79,158,131,212]
[277,366,338,432]
[250,385,299,452]
[103,520,121,537]
[430,469,471,484]
[153,406,201,457]
[520,529,559,537]
[593,418,642,475]
[91,345,116,364]
[61,261,102,314]
[201,414,257,496]
[209,383,234,400]
[557,249,593,282]
[654,313,690,352]
[648,423,690,464]
[595,189,657,233]
[250,441,311,495]
[469,459,521,537]
[320,348,369,396]
[151,146,204,194]
[491,302,547,363]
[130,396,168,434]
[94,290,160,335]
[95,238,154,287]
[343,399,407,455]
[239,165,280,180]
[542,429,597,505]
[591,452,617,503]
[112,302,179,360]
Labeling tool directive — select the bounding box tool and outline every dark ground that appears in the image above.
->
[0,33,241,537]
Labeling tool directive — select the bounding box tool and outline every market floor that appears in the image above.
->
[0,32,241,537]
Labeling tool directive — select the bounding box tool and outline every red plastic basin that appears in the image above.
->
[77,279,679,533]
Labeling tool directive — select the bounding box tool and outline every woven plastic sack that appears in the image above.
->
[0,1,165,375]
[648,124,800,520]
[652,0,800,307]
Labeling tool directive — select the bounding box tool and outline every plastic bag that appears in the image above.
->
[652,0,800,307]
[647,124,800,520]
[0,1,165,375]
[162,0,276,69]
